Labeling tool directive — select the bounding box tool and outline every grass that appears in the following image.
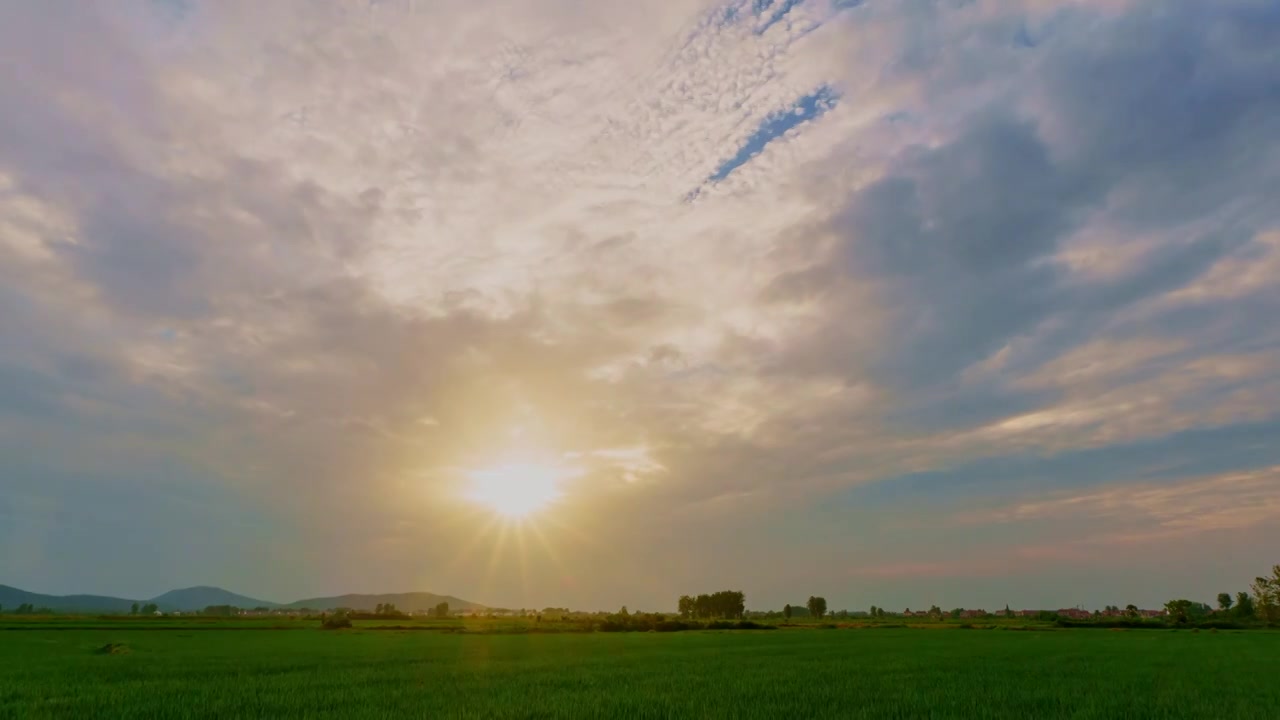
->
[2,622,1277,718]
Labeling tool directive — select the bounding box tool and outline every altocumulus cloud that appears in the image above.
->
[0,0,1278,610]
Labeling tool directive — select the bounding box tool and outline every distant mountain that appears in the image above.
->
[0,584,138,613]
[148,586,276,611]
[1,584,487,613]
[283,592,486,613]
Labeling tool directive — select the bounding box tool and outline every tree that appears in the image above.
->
[1253,565,1280,625]
[1217,593,1234,612]
[1164,599,1193,625]
[678,591,745,620]
[141,603,158,615]
[869,605,877,618]
[1235,591,1255,620]
[434,602,449,618]
[949,608,963,620]
[807,596,827,620]
[678,595,694,619]
[131,602,140,616]
[928,605,942,620]
[783,604,792,620]
[1124,604,1140,620]
[720,591,746,619]
[14,603,51,615]
[1004,604,1012,617]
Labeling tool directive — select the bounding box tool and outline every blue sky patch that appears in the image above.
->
[707,85,838,184]
[755,0,805,35]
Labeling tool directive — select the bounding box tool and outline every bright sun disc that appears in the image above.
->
[465,462,574,518]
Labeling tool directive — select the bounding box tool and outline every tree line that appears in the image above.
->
[2,603,54,615]
[677,591,746,619]
[779,597,829,620]
[1168,565,1280,625]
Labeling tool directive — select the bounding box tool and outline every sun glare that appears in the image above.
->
[465,462,576,518]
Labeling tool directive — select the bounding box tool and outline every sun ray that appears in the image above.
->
[463,461,580,518]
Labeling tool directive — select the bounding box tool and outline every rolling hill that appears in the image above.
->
[148,586,276,611]
[283,592,487,613]
[0,584,138,613]
[0,584,488,613]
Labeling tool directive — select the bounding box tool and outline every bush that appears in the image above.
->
[321,613,353,630]
[1054,618,1246,631]
[597,616,773,633]
[1193,620,1245,631]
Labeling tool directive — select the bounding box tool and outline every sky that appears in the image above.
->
[1,0,1278,613]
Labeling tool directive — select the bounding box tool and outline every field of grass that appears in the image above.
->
[3,622,1277,719]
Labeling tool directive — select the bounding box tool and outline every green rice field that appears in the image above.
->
[3,623,1277,719]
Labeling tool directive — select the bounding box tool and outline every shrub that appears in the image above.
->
[597,617,773,633]
[347,611,410,621]
[1194,620,1244,631]
[321,613,353,630]
[1054,618,1246,631]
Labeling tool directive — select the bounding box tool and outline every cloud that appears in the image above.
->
[765,0,1280,443]
[0,0,1278,608]
[960,465,1280,545]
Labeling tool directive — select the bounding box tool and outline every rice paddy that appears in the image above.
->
[2,621,1277,719]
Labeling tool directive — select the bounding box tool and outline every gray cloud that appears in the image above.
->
[2,0,1279,609]
[769,0,1280,436]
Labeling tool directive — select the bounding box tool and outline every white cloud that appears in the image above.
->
[2,0,1279,606]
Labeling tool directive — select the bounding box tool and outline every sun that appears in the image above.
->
[464,462,576,518]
